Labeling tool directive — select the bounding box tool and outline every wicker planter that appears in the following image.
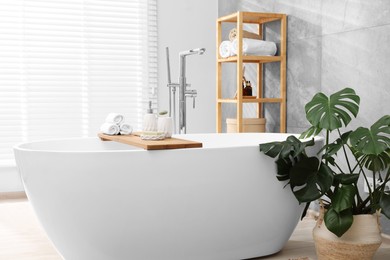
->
[313,208,382,260]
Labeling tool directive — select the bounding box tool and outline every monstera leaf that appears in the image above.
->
[350,115,390,155]
[318,131,352,163]
[333,173,359,186]
[260,136,316,185]
[259,135,314,159]
[324,185,355,237]
[352,149,390,173]
[350,115,390,172]
[289,157,334,203]
[300,125,322,139]
[324,208,353,237]
[304,88,360,131]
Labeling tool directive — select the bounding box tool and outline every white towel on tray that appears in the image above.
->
[100,123,120,135]
[219,40,233,58]
[105,113,124,125]
[119,123,133,135]
[231,38,277,56]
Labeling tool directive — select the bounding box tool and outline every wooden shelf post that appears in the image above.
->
[216,19,222,133]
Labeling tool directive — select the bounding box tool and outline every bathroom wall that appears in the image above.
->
[218,0,390,233]
[0,1,219,192]
[218,0,390,133]
[157,0,218,134]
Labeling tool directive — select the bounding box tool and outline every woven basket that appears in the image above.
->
[313,206,382,260]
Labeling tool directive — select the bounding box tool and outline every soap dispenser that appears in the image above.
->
[142,101,157,132]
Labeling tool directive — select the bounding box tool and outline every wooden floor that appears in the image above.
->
[1,193,390,259]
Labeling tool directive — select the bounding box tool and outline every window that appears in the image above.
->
[0,0,157,165]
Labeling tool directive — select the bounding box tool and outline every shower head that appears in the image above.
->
[179,48,206,57]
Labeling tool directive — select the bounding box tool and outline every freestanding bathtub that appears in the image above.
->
[14,133,323,260]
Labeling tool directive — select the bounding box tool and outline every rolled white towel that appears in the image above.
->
[105,113,124,125]
[219,40,233,58]
[100,123,120,135]
[231,38,277,56]
[119,123,133,135]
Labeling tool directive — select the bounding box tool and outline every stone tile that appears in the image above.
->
[286,37,322,129]
[264,103,280,132]
[287,126,308,135]
[237,0,322,41]
[322,0,390,35]
[218,0,238,16]
[273,0,323,41]
[239,0,275,13]
[321,24,390,129]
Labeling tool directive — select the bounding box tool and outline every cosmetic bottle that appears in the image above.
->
[142,101,157,132]
[244,80,252,96]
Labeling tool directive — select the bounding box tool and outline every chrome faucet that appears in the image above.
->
[166,47,206,134]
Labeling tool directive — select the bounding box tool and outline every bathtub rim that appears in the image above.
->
[13,133,324,154]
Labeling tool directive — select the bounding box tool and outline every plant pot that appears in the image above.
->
[313,207,382,260]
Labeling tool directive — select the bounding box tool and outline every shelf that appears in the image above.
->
[218,55,282,64]
[217,11,285,24]
[218,98,283,104]
[216,11,287,133]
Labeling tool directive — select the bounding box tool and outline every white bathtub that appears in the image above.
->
[14,133,323,260]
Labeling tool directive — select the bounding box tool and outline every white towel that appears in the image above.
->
[119,123,133,135]
[219,41,233,58]
[232,38,277,56]
[105,113,124,125]
[100,123,120,135]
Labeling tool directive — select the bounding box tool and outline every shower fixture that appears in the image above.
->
[166,47,206,134]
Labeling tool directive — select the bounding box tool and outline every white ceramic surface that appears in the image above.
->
[142,113,157,132]
[157,116,173,138]
[14,133,323,260]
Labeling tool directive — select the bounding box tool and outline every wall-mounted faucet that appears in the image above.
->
[166,47,206,134]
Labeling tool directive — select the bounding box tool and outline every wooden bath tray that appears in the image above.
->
[98,133,202,150]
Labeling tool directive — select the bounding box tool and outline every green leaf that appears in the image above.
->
[275,158,292,181]
[350,115,390,156]
[300,125,322,139]
[332,185,356,213]
[333,174,360,185]
[289,157,334,203]
[319,131,352,164]
[305,88,360,131]
[259,135,314,160]
[324,207,353,237]
[380,193,390,219]
[357,150,390,173]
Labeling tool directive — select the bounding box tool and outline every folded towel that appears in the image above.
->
[100,123,120,135]
[232,38,277,56]
[219,41,233,58]
[229,28,262,41]
[105,113,124,125]
[119,123,133,135]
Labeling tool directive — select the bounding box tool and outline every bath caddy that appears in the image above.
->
[98,133,202,150]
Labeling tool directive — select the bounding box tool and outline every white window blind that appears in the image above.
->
[0,0,157,165]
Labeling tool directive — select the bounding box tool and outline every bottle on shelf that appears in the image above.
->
[244,80,252,96]
[242,65,249,96]
[242,77,246,95]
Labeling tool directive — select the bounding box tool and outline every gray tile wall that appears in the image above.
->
[218,0,390,233]
[219,0,390,132]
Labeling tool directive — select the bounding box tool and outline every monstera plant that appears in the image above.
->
[260,88,390,237]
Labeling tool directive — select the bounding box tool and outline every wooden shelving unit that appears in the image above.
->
[216,11,287,133]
